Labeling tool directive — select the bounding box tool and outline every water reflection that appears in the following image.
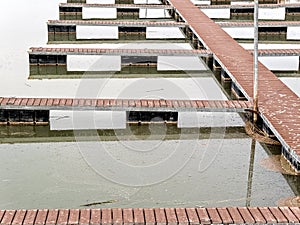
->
[0,124,299,209]
[246,139,255,207]
[0,124,248,143]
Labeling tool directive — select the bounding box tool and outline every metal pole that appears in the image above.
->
[253,0,259,123]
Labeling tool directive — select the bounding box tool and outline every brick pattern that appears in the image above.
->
[29,48,212,57]
[0,97,251,112]
[254,49,300,57]
[198,3,300,8]
[59,3,173,9]
[1,208,300,225]
[48,20,187,27]
[218,21,300,27]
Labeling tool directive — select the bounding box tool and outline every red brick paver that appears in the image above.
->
[1,210,16,225]
[34,210,48,225]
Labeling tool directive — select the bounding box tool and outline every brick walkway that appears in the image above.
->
[197,3,300,9]
[48,20,187,27]
[218,21,300,27]
[29,48,212,57]
[1,207,300,224]
[254,49,300,57]
[0,97,251,112]
[60,3,173,9]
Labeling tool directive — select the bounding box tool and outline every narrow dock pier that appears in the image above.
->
[0,97,250,112]
[1,207,300,225]
[59,3,174,9]
[59,3,173,20]
[0,97,251,125]
[198,3,300,9]
[28,48,212,78]
[218,21,300,28]
[29,47,211,56]
[218,21,300,41]
[253,48,300,56]
[48,20,187,27]
[47,20,187,43]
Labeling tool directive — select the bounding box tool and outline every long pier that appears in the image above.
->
[219,21,300,42]
[253,48,300,56]
[59,3,174,9]
[198,3,300,9]
[59,3,173,20]
[1,207,300,225]
[30,46,300,57]
[166,0,300,171]
[0,97,251,125]
[198,3,300,20]
[0,97,251,112]
[218,21,300,28]
[29,48,211,57]
[48,20,187,27]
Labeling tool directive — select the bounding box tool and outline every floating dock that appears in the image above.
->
[0,97,251,112]
[59,3,174,9]
[0,97,251,125]
[1,207,300,225]
[59,3,172,20]
[28,47,211,56]
[198,3,300,20]
[48,20,187,27]
[218,21,300,28]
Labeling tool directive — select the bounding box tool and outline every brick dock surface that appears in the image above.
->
[29,48,212,57]
[197,3,300,8]
[218,21,300,27]
[0,97,251,112]
[59,3,173,9]
[1,207,300,224]
[48,20,187,27]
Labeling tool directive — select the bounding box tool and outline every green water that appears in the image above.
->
[0,124,298,209]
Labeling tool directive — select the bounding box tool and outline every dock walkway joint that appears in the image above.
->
[167,0,300,170]
[1,207,300,224]
[0,97,251,112]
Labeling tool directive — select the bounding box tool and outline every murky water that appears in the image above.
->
[0,124,297,209]
[0,0,300,210]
